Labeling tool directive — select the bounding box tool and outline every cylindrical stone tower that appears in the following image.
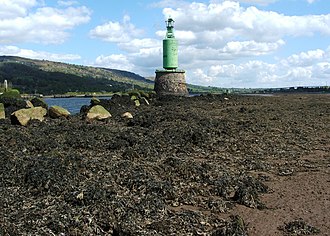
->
[154,17,188,96]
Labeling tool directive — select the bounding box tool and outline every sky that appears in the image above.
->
[0,0,330,88]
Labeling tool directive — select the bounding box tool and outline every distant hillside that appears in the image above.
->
[0,56,153,95]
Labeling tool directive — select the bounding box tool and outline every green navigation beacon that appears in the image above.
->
[163,17,178,70]
[154,17,188,96]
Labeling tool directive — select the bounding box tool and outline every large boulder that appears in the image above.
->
[49,106,70,119]
[86,105,111,121]
[11,107,47,126]
[0,103,5,119]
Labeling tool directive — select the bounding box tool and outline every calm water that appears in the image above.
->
[44,97,112,114]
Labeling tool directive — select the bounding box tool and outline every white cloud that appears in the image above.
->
[229,0,277,5]
[149,0,190,9]
[0,1,91,44]
[285,49,326,67]
[163,1,330,42]
[89,15,143,43]
[187,47,330,88]
[91,1,330,87]
[0,45,81,61]
[221,39,285,55]
[0,0,38,19]
[57,0,78,7]
[118,38,161,53]
[94,54,135,71]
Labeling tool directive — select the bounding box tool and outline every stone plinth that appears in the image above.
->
[154,70,188,96]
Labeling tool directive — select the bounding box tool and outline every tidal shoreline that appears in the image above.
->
[1,94,329,235]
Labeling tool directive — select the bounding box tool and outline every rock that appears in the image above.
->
[131,95,138,101]
[90,97,101,106]
[11,107,47,126]
[31,97,48,109]
[0,97,27,118]
[134,100,140,107]
[121,112,133,119]
[86,105,111,121]
[80,105,90,115]
[26,101,34,108]
[49,106,71,119]
[0,103,5,119]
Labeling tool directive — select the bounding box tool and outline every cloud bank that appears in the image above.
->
[1,0,329,87]
[0,0,91,44]
[90,1,330,87]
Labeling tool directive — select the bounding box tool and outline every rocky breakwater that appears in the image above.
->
[0,90,154,126]
[0,97,70,126]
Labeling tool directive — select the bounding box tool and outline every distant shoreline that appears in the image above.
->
[21,94,114,99]
[20,91,330,100]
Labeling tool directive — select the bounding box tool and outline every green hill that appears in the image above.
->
[0,56,153,95]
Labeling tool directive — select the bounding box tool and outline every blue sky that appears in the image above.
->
[0,0,329,88]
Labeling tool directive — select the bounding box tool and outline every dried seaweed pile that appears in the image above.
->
[0,94,329,235]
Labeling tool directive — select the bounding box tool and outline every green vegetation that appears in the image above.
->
[0,56,153,95]
[0,88,21,98]
[187,84,227,94]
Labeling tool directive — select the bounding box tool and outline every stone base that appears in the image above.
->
[154,70,188,96]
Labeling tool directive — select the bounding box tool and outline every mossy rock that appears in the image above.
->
[10,107,47,126]
[86,105,111,121]
[134,100,141,107]
[131,95,138,101]
[49,106,71,119]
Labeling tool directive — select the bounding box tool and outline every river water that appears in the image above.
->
[43,94,274,114]
[44,97,112,114]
